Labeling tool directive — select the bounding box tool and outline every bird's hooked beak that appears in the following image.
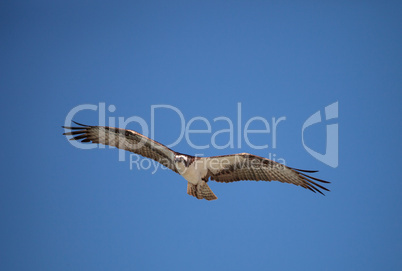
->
[174,156,188,167]
[174,156,183,163]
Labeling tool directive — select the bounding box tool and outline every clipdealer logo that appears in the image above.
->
[63,101,339,171]
[302,101,339,168]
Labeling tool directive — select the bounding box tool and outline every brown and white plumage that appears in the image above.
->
[63,121,330,200]
[63,121,179,173]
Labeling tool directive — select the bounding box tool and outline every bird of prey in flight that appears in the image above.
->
[63,121,329,200]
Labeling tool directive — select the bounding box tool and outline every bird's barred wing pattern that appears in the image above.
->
[63,121,179,173]
[204,153,330,195]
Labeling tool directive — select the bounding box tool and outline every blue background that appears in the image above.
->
[1,1,401,270]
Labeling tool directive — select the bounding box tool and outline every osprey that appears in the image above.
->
[63,121,329,200]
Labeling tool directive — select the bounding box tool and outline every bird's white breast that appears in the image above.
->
[178,159,208,185]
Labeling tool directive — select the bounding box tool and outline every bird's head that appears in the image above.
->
[174,155,189,167]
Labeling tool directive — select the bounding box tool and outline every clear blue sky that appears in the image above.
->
[1,1,401,270]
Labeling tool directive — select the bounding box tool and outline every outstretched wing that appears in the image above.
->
[204,153,330,195]
[63,121,179,173]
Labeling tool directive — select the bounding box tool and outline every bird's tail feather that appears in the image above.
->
[187,182,218,201]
